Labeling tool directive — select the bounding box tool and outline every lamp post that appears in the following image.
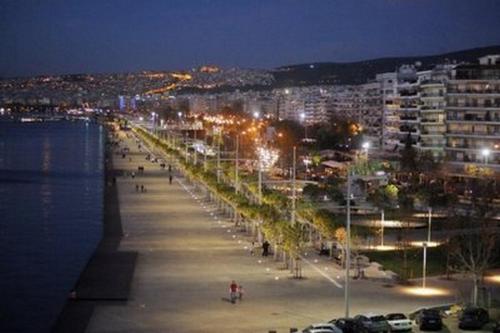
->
[427,207,432,243]
[300,112,307,141]
[235,134,239,193]
[362,141,370,160]
[481,148,491,165]
[380,209,385,247]
[185,132,188,164]
[344,170,387,317]
[258,154,262,205]
[345,170,352,318]
[203,131,207,172]
[151,112,157,135]
[422,242,428,289]
[291,146,296,225]
[193,129,198,166]
[420,206,433,289]
[217,135,221,183]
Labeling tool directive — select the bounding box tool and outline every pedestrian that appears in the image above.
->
[229,280,238,304]
[169,175,173,184]
[140,184,144,192]
[237,285,244,301]
[250,241,255,256]
[135,184,139,192]
[168,164,172,172]
[131,172,135,179]
[262,240,270,257]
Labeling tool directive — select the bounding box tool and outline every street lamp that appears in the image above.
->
[362,141,370,159]
[300,112,308,140]
[151,112,157,134]
[481,148,491,164]
[344,170,387,318]
[253,111,260,119]
[420,207,433,289]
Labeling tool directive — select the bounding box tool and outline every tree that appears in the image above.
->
[400,131,417,172]
[448,179,499,305]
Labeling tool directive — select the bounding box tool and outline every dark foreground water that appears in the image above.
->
[0,121,104,333]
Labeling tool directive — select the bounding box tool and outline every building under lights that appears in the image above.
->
[445,55,500,173]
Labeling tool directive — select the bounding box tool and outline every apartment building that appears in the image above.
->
[445,55,500,173]
[419,65,452,159]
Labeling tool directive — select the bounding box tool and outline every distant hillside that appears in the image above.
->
[273,45,500,86]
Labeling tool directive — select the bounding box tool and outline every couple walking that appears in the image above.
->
[229,280,244,304]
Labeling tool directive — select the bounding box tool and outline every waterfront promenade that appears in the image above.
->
[83,129,480,333]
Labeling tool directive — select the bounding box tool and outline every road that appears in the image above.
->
[85,129,496,333]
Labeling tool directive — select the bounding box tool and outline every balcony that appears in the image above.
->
[399,91,419,97]
[447,88,500,95]
[446,113,500,123]
[399,116,419,121]
[421,118,442,123]
[399,125,418,132]
[446,103,500,110]
[421,92,444,98]
[446,131,499,139]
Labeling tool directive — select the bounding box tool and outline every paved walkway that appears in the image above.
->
[85,130,488,333]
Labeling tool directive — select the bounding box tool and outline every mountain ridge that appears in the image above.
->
[272,45,500,86]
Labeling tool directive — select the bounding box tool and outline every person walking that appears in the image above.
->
[237,285,244,301]
[229,280,238,304]
[169,174,173,184]
[140,184,144,192]
[250,241,255,256]
[262,240,270,257]
[135,184,139,192]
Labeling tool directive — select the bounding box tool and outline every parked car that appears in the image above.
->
[354,314,392,333]
[415,309,442,331]
[302,323,342,333]
[329,318,368,333]
[385,313,412,332]
[458,306,489,330]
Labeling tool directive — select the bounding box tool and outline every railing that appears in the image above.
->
[447,88,500,94]
[447,103,500,108]
[400,116,419,121]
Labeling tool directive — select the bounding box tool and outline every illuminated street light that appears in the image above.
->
[300,112,308,140]
[481,148,491,164]
[402,286,450,297]
[361,141,370,159]
[253,111,260,119]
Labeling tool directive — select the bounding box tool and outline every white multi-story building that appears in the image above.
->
[376,72,399,151]
[275,86,330,124]
[418,65,452,159]
[445,55,500,174]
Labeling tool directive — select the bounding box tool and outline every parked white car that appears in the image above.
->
[302,323,343,333]
[385,313,412,332]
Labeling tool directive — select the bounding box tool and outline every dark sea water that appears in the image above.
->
[0,121,104,333]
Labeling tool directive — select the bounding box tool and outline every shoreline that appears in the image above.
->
[51,124,137,333]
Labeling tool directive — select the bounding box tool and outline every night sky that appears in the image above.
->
[2,0,500,77]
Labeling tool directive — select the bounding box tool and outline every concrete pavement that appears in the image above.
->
[84,130,493,333]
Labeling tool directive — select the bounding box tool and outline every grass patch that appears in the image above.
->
[362,246,449,279]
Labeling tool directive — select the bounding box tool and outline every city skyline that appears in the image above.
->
[2,0,500,77]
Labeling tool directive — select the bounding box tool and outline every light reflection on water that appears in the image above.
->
[0,121,104,333]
